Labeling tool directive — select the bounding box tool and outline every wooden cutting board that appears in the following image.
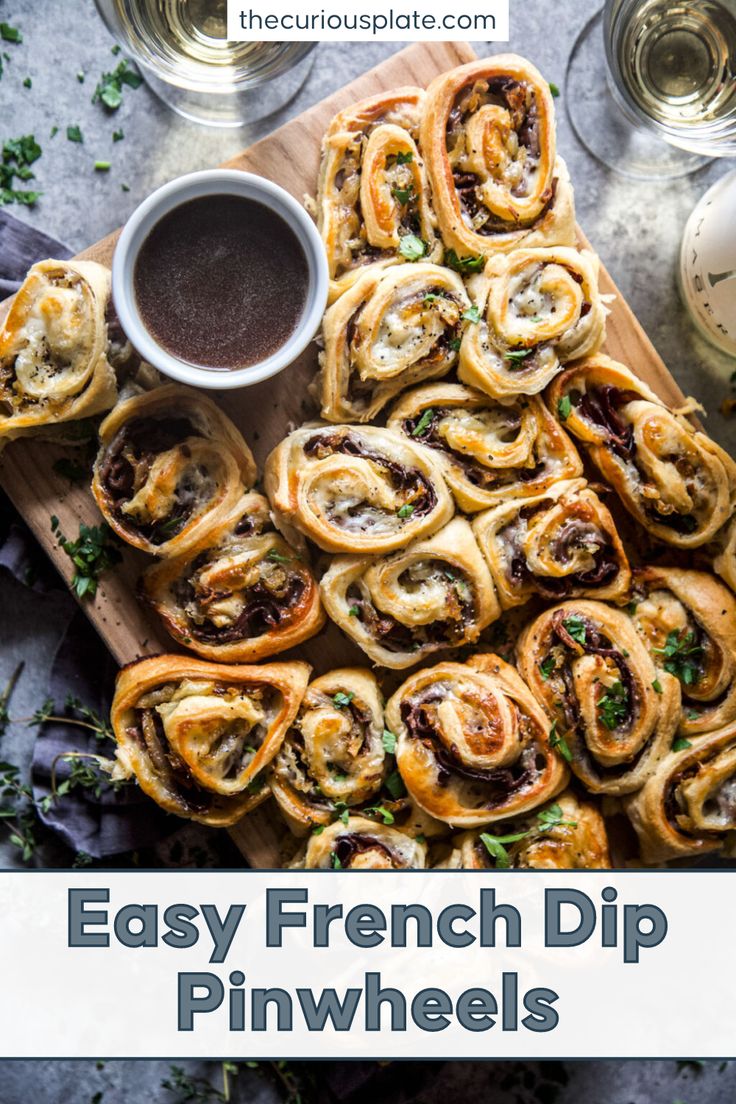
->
[0,39,694,867]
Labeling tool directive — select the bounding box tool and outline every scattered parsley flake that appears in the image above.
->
[597,680,629,730]
[92,59,142,111]
[504,347,534,365]
[112,128,124,142]
[411,408,434,437]
[539,655,556,680]
[462,304,481,324]
[381,728,397,754]
[22,76,30,88]
[385,769,406,800]
[562,615,587,646]
[396,150,413,164]
[392,184,414,204]
[445,248,485,274]
[266,548,291,564]
[348,605,359,616]
[94,160,111,171]
[52,520,122,600]
[0,23,22,44]
[653,629,703,686]
[332,691,354,708]
[398,233,425,261]
[549,82,560,97]
[76,70,85,83]
[397,503,414,518]
[49,125,58,138]
[558,395,572,421]
[549,720,573,762]
[652,678,663,694]
[66,125,83,143]
[673,736,693,751]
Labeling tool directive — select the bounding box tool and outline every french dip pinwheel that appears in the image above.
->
[295,815,428,869]
[472,478,631,608]
[629,567,736,738]
[140,492,324,663]
[111,655,310,826]
[270,668,388,831]
[420,55,575,262]
[320,517,499,668]
[518,600,680,795]
[625,721,736,862]
[385,653,568,827]
[458,247,606,400]
[436,791,611,869]
[387,383,582,512]
[712,516,736,595]
[549,356,736,548]
[317,88,441,302]
[264,423,454,554]
[317,262,470,423]
[92,384,256,557]
[0,259,116,444]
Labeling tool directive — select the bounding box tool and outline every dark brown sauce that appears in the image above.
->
[133,194,309,370]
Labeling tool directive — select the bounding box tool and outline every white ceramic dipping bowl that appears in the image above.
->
[111,169,329,390]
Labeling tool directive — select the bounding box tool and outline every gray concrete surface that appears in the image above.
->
[1,0,735,1099]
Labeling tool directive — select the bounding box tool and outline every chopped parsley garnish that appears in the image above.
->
[539,655,556,680]
[348,605,359,617]
[411,408,434,437]
[331,853,342,869]
[652,679,663,694]
[66,125,83,143]
[312,824,325,835]
[0,134,42,207]
[562,615,587,646]
[364,804,395,825]
[396,150,413,164]
[92,59,142,110]
[549,720,573,762]
[334,801,350,826]
[445,249,485,274]
[673,736,693,752]
[504,348,534,365]
[480,803,577,869]
[392,184,414,204]
[597,680,629,730]
[267,548,292,564]
[52,457,87,484]
[76,70,85,83]
[0,23,22,43]
[686,709,700,721]
[462,305,481,324]
[112,128,124,142]
[332,691,354,708]
[50,126,58,138]
[558,395,572,421]
[450,337,461,352]
[549,82,560,97]
[397,503,414,518]
[653,629,703,685]
[382,728,397,754]
[423,293,442,303]
[22,76,30,88]
[51,519,122,600]
[385,769,406,800]
[398,233,425,261]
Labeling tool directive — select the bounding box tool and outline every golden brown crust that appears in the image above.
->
[317,263,470,423]
[92,384,256,557]
[317,87,442,302]
[630,566,736,738]
[0,259,116,443]
[140,492,325,663]
[264,422,454,554]
[111,654,310,826]
[712,516,736,595]
[517,599,681,795]
[270,667,388,832]
[472,478,631,608]
[625,722,736,862]
[385,652,568,827]
[296,815,428,868]
[548,356,736,548]
[387,382,582,512]
[420,56,575,260]
[320,517,500,669]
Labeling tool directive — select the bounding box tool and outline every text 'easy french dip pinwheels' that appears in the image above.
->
[549,356,736,548]
[385,653,568,827]
[111,656,310,826]
[518,600,681,795]
[0,259,116,445]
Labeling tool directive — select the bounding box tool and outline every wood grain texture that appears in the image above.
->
[0,40,695,867]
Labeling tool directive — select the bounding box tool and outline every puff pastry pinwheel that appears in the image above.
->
[625,721,736,862]
[111,655,310,827]
[317,88,441,302]
[320,517,499,669]
[472,478,630,609]
[264,423,454,555]
[0,259,116,444]
[518,600,680,795]
[548,356,736,548]
[317,263,470,423]
[270,668,387,831]
[92,384,256,557]
[387,383,582,512]
[384,653,568,827]
[295,815,428,869]
[436,791,610,870]
[140,492,324,663]
[458,247,606,400]
[712,516,736,595]
[420,56,575,261]
[629,567,736,739]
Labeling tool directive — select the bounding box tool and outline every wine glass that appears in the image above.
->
[566,0,736,179]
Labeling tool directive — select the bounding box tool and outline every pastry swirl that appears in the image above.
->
[0,259,116,443]
[625,722,736,861]
[320,517,500,669]
[387,383,582,512]
[140,492,324,663]
[548,356,736,548]
[518,600,680,795]
[458,247,605,400]
[317,263,470,423]
[630,567,736,738]
[111,655,310,826]
[92,384,256,557]
[385,653,568,827]
[317,88,441,301]
[437,791,610,869]
[472,478,631,608]
[420,56,575,260]
[270,668,387,830]
[264,423,454,554]
[297,815,428,869]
